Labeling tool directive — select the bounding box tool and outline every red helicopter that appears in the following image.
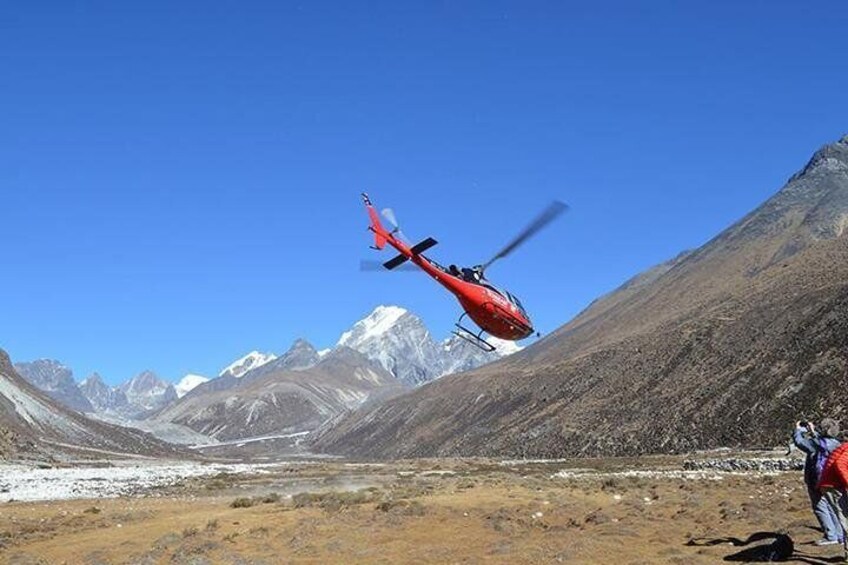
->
[361,193,567,351]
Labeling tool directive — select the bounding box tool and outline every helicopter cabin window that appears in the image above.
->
[427,257,447,273]
[504,291,527,316]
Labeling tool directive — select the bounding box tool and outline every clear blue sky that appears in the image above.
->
[1,1,846,385]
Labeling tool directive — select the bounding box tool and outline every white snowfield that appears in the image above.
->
[0,461,289,502]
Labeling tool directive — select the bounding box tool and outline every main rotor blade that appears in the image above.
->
[359,260,419,272]
[480,200,568,272]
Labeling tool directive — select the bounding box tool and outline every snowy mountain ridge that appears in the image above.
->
[175,374,209,398]
[219,351,277,378]
[13,305,521,424]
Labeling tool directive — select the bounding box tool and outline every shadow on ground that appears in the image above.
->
[687,532,845,563]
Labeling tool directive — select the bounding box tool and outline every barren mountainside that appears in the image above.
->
[313,135,848,459]
[153,347,406,441]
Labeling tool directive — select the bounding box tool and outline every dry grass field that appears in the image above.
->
[1,456,844,564]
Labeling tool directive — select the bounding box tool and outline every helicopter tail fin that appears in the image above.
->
[361,192,389,250]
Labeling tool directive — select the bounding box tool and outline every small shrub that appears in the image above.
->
[83,507,101,514]
[204,471,236,491]
[182,526,199,538]
[600,478,619,491]
[205,519,219,531]
[261,493,281,504]
[230,497,256,509]
[375,499,426,516]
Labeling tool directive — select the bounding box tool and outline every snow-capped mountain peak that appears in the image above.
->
[175,374,209,398]
[219,350,277,378]
[338,305,409,347]
[335,306,438,386]
[336,304,521,386]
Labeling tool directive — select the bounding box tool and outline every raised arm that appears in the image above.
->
[793,422,818,454]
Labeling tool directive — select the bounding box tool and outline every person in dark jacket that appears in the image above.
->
[793,419,844,545]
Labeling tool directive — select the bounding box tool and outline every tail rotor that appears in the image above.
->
[381,208,409,242]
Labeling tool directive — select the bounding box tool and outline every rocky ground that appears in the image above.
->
[1,450,843,564]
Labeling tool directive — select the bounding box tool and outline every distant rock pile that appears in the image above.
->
[683,458,804,473]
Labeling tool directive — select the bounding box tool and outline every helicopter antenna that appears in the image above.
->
[478,200,568,274]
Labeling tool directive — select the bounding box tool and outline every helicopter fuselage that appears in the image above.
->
[412,254,533,341]
[362,194,534,342]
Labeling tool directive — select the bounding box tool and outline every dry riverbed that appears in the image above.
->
[0,452,840,564]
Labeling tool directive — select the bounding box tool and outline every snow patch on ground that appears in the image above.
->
[0,461,290,502]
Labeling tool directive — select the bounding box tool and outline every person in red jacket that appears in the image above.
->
[818,440,848,560]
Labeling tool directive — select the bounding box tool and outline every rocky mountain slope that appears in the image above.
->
[118,371,178,416]
[313,135,848,459]
[14,360,94,413]
[153,347,405,441]
[78,373,128,412]
[0,349,182,459]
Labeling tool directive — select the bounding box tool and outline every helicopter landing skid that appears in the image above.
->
[452,316,497,353]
